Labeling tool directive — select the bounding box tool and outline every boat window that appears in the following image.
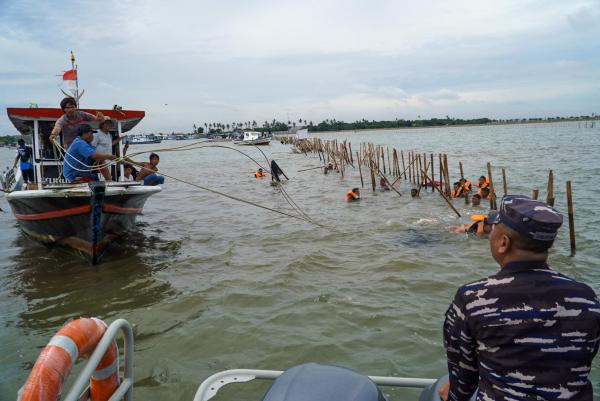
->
[39,121,61,160]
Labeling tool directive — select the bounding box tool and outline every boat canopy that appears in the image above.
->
[6,108,145,136]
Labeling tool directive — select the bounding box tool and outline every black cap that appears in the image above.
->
[487,195,563,242]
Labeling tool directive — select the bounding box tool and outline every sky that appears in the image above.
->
[1,0,599,134]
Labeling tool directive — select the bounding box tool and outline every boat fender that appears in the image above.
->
[18,317,119,401]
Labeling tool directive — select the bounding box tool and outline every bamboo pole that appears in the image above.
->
[370,161,376,192]
[546,170,554,206]
[401,151,406,179]
[417,154,423,188]
[408,152,413,183]
[443,154,451,197]
[349,143,353,164]
[430,153,435,192]
[502,168,508,196]
[357,152,364,188]
[487,162,497,210]
[381,147,386,175]
[387,147,392,174]
[390,155,419,187]
[459,161,469,205]
[532,189,539,200]
[421,169,461,217]
[566,180,576,254]
[438,154,443,195]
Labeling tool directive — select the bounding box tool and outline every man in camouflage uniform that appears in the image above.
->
[440,195,600,400]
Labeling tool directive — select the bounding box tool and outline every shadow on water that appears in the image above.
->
[6,223,182,332]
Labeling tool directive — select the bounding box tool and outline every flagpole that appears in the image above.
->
[70,51,79,107]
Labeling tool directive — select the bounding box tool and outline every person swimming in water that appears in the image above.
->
[411,188,419,198]
[346,188,360,201]
[380,177,390,191]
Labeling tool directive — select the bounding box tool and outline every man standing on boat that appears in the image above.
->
[50,97,105,147]
[92,119,123,181]
[13,138,34,186]
[62,124,117,183]
[440,195,600,401]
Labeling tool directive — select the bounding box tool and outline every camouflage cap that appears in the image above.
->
[487,195,563,242]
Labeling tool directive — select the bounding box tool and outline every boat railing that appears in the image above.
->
[193,368,437,401]
[63,319,135,401]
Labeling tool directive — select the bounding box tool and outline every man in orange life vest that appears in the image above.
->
[453,178,473,198]
[346,187,360,201]
[453,214,492,236]
[255,168,266,178]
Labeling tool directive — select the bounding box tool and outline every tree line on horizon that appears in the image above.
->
[195,114,598,135]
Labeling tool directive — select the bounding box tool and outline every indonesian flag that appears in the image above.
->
[62,69,77,92]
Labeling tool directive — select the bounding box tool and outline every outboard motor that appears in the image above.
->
[262,363,388,401]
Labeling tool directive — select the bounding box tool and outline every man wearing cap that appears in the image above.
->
[92,119,123,181]
[440,195,600,401]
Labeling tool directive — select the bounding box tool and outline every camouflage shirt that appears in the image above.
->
[444,261,600,401]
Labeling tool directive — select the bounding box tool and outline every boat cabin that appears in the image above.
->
[6,107,145,189]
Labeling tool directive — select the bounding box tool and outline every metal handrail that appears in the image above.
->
[63,319,135,401]
[193,368,437,401]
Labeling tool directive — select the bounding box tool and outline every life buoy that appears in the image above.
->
[18,317,119,401]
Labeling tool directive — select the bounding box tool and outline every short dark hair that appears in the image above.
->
[124,164,133,170]
[481,187,490,195]
[77,124,93,136]
[504,225,552,254]
[479,176,486,180]
[60,97,77,110]
[149,153,159,160]
[18,138,25,145]
[352,187,359,192]
[472,194,482,200]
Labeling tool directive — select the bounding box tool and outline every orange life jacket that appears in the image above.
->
[255,171,265,178]
[346,191,359,201]
[463,179,472,192]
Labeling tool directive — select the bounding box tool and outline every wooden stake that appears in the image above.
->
[430,153,435,192]
[532,189,539,200]
[459,161,469,205]
[487,162,497,210]
[357,152,364,188]
[502,168,508,195]
[546,170,554,206]
[566,180,576,254]
[401,151,406,179]
[443,154,451,197]
[381,147,386,174]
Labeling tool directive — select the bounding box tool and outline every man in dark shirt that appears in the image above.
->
[440,195,600,401]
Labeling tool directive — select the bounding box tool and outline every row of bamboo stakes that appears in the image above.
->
[279,136,577,254]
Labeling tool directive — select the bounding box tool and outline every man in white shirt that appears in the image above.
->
[92,119,123,180]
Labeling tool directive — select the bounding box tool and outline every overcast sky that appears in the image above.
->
[1,0,599,134]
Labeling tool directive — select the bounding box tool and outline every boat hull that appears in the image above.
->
[235,138,271,145]
[6,183,161,263]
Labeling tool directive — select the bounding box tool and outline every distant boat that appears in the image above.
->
[127,134,162,144]
[235,130,271,145]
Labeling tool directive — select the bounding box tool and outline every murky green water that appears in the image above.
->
[1,122,599,400]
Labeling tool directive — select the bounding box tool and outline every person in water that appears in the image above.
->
[452,215,491,236]
[452,178,472,198]
[50,97,105,147]
[255,168,266,178]
[346,188,360,201]
[476,175,489,189]
[62,124,117,183]
[380,177,390,191]
[439,195,600,401]
[410,188,419,198]
[129,153,164,186]
[13,139,34,185]
[470,193,482,206]
[479,187,492,201]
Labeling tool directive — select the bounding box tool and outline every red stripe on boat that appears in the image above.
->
[102,204,142,214]
[15,205,92,220]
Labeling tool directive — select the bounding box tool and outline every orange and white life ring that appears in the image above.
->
[18,317,119,401]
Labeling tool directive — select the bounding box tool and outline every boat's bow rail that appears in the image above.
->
[194,365,437,401]
[6,182,162,199]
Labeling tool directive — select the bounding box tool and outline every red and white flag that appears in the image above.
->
[62,69,77,92]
